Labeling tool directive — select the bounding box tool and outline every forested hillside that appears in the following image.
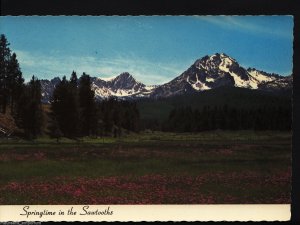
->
[138,87,292,131]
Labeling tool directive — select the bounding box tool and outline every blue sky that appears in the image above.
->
[0,16,293,85]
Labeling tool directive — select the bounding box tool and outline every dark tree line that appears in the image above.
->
[48,72,140,140]
[164,104,291,132]
[48,72,98,139]
[97,97,140,137]
[0,34,43,139]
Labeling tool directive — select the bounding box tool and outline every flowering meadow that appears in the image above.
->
[0,131,291,204]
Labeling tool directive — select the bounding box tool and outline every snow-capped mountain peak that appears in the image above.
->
[194,53,236,71]
[90,72,150,99]
[150,53,292,98]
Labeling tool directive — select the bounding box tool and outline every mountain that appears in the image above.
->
[39,72,154,103]
[150,53,292,98]
[40,77,61,103]
[90,72,155,100]
[39,53,292,103]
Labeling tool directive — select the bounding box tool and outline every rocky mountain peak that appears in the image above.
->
[108,72,144,91]
[193,53,238,73]
[117,72,132,79]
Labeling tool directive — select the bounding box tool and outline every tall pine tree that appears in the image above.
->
[0,34,11,113]
[50,75,79,138]
[68,71,79,137]
[7,53,24,113]
[15,76,43,139]
[0,34,24,115]
[78,73,97,136]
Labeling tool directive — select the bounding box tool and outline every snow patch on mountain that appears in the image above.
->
[100,76,116,82]
[247,69,277,83]
[219,53,235,72]
[187,74,210,91]
[206,77,215,82]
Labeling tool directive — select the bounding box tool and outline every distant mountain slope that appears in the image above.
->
[40,53,292,103]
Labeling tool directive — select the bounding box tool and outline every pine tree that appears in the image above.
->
[15,76,43,139]
[47,111,63,142]
[68,71,79,137]
[78,73,97,136]
[7,53,24,113]
[51,76,67,136]
[0,35,25,116]
[70,70,78,88]
[0,34,11,113]
[50,75,79,138]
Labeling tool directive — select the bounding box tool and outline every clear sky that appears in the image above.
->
[0,16,294,85]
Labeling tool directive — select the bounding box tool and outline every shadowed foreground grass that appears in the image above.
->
[0,130,291,204]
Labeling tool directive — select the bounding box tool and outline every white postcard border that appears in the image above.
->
[0,204,290,222]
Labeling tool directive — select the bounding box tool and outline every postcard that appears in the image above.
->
[0,15,293,222]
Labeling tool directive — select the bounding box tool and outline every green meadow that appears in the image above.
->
[0,130,291,204]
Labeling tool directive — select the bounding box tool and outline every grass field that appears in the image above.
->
[0,130,291,204]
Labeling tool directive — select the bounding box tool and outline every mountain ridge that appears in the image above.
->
[40,53,292,103]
